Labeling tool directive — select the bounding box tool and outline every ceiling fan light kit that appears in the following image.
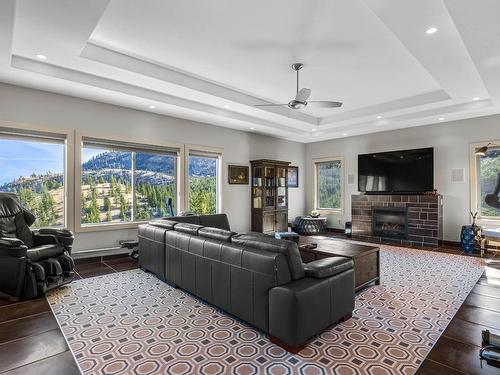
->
[255,63,343,110]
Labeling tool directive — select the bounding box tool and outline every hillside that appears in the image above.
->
[0,150,217,225]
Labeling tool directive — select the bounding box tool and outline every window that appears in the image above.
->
[0,129,66,227]
[187,151,220,215]
[473,143,500,220]
[314,158,343,210]
[80,138,179,226]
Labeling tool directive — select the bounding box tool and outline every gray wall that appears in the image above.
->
[3,82,498,246]
[305,114,500,242]
[0,83,306,252]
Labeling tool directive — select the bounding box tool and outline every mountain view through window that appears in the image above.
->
[188,154,218,215]
[478,147,500,218]
[81,147,177,225]
[0,137,65,227]
[317,160,342,210]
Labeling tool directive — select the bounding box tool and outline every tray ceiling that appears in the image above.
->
[0,0,498,142]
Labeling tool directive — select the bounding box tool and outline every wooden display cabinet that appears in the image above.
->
[251,159,290,233]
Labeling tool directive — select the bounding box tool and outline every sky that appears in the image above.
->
[0,139,64,185]
[0,140,217,185]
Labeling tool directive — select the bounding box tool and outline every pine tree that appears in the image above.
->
[106,207,112,222]
[103,196,111,211]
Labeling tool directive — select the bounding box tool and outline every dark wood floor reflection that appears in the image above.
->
[0,254,138,375]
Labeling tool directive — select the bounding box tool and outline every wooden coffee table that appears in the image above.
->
[298,236,380,292]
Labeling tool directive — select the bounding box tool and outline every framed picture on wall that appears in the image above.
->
[288,166,299,188]
[228,164,249,184]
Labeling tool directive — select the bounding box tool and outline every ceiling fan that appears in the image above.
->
[255,63,342,110]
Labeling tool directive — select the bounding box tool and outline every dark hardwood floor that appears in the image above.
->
[416,257,500,375]
[0,255,138,375]
[0,241,498,375]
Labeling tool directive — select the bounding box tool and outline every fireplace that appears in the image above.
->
[372,207,408,239]
[352,195,442,247]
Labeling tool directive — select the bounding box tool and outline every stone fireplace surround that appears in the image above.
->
[351,194,443,247]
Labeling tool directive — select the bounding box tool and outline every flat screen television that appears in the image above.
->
[358,147,434,194]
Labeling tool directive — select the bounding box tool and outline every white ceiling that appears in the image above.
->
[0,0,499,142]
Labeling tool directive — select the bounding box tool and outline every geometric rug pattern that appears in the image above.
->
[47,244,484,375]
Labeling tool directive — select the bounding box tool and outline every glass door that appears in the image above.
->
[276,166,287,209]
[264,166,275,208]
[252,166,263,209]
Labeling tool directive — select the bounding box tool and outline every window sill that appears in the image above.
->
[76,221,149,233]
[477,218,500,228]
[316,209,343,215]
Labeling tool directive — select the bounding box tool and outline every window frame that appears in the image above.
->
[470,140,500,225]
[185,144,223,215]
[75,131,184,233]
[0,120,74,229]
[312,156,344,213]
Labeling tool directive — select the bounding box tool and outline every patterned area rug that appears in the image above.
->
[48,245,484,375]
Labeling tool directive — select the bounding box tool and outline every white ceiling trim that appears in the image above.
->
[319,90,450,125]
[11,55,306,136]
[313,98,493,137]
[81,41,318,126]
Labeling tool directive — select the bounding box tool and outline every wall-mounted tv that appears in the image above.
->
[358,147,434,194]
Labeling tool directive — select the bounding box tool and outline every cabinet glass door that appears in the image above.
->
[252,166,263,209]
[264,167,275,208]
[276,167,287,208]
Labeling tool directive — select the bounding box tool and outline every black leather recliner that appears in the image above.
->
[0,192,75,300]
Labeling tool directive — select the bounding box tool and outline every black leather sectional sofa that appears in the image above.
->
[138,214,355,352]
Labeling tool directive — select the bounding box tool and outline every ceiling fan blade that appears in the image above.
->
[295,88,311,103]
[307,101,343,108]
[254,103,289,107]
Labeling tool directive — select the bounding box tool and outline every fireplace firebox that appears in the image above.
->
[372,207,408,239]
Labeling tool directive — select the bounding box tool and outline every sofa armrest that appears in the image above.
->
[37,228,74,237]
[0,237,28,257]
[34,228,74,251]
[303,257,353,278]
[269,269,355,349]
[33,233,58,246]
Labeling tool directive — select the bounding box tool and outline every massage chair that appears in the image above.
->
[0,192,75,300]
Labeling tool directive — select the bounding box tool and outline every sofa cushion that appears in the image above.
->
[164,215,201,225]
[174,223,204,235]
[198,227,235,242]
[15,212,34,248]
[149,219,178,230]
[198,214,231,231]
[303,257,353,278]
[231,233,305,280]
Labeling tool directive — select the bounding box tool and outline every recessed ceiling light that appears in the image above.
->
[438,117,445,121]
[148,105,156,109]
[472,97,480,101]
[224,104,230,109]
[343,133,348,136]
[426,27,438,35]
[250,127,255,130]
[311,128,317,132]
[376,115,383,120]
[36,54,47,60]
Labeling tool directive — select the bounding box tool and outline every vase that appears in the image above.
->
[460,225,475,254]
